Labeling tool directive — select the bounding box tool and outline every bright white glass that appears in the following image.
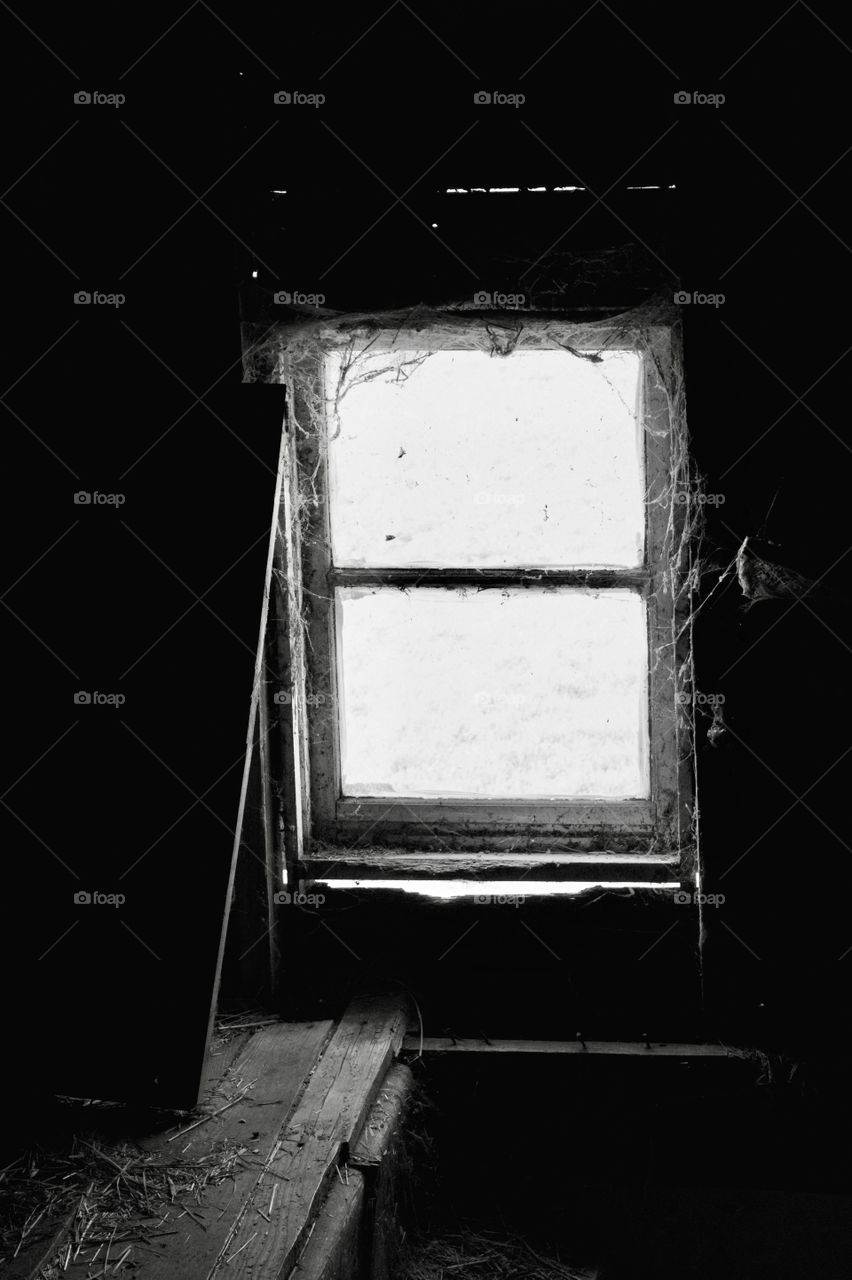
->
[326,348,644,568]
[336,587,649,799]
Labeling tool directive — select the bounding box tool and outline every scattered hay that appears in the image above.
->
[401,1228,598,1280]
[0,1132,252,1274]
[0,1020,260,1274]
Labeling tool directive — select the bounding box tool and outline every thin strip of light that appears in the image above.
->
[315,879,682,899]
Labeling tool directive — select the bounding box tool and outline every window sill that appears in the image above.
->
[300,847,686,885]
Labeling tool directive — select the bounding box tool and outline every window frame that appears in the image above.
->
[274,317,694,886]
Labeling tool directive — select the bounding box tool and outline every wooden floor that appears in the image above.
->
[6,995,412,1280]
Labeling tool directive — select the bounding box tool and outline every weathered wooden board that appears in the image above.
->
[351,1063,416,1280]
[289,1173,365,1280]
[5,1022,332,1280]
[225,995,410,1280]
[404,1036,737,1057]
[198,1029,252,1098]
[350,1063,415,1168]
[130,1020,332,1278]
[303,849,680,880]
[4,1203,81,1280]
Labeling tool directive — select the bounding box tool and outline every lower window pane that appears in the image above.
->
[336,587,649,800]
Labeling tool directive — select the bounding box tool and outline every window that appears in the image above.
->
[274,318,694,886]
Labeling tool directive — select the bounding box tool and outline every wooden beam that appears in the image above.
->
[132,1021,332,1279]
[330,567,650,591]
[333,799,655,830]
[303,849,680,883]
[403,1036,742,1057]
[350,1062,415,1168]
[226,994,411,1280]
[350,1064,417,1280]
[287,1173,365,1280]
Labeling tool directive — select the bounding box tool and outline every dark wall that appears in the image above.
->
[5,4,286,1106]
[5,2,851,1106]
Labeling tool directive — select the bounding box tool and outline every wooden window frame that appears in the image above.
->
[272,318,694,887]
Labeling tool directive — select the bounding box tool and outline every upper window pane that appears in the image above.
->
[326,348,644,569]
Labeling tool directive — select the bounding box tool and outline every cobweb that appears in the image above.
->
[242,295,705,911]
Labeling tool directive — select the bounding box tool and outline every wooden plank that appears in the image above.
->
[225,994,410,1280]
[403,1036,740,1057]
[196,1029,252,1102]
[351,1064,416,1280]
[6,1023,332,1280]
[330,567,649,590]
[5,1032,249,1280]
[130,1020,332,1278]
[289,1173,365,1280]
[4,1203,80,1280]
[304,849,680,882]
[3,1033,250,1280]
[334,799,655,829]
[350,1063,415,1168]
